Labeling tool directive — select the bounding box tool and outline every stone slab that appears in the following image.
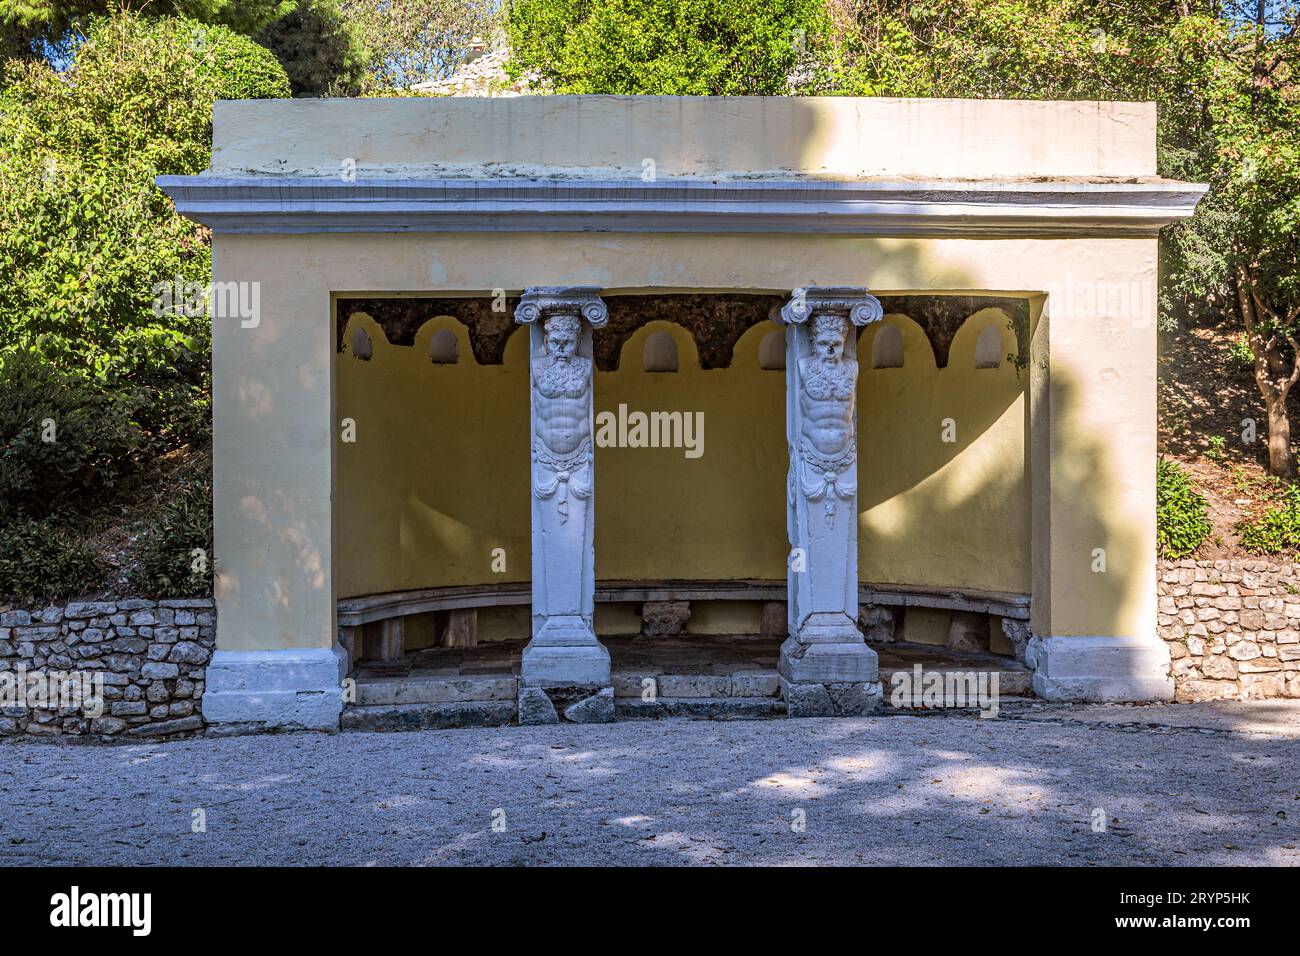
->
[355,675,517,706]
[341,700,516,732]
[656,674,731,698]
[615,697,785,721]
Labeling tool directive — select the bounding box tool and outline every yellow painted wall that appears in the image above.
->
[334,313,530,597]
[335,307,1029,600]
[593,322,787,581]
[857,309,1030,593]
[215,230,1159,651]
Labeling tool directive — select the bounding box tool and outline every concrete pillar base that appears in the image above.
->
[521,642,611,688]
[1029,636,1173,702]
[202,645,348,730]
[780,676,882,717]
[778,635,879,684]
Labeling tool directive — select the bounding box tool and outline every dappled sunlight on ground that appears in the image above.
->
[0,701,1296,866]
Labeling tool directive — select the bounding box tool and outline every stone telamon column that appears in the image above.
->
[513,287,613,724]
[777,287,884,716]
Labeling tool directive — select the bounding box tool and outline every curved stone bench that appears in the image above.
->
[336,580,1030,665]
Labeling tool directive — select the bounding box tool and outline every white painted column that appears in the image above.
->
[513,288,613,722]
[777,287,884,716]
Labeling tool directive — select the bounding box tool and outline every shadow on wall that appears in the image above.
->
[334,312,530,598]
[857,309,1030,594]
[1031,351,1150,639]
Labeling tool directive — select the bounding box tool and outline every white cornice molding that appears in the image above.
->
[156,175,1206,237]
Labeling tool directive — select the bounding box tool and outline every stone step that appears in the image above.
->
[342,700,515,732]
[612,671,781,699]
[615,696,786,721]
[353,674,517,707]
[879,667,1033,699]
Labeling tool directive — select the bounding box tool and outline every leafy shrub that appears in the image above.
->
[506,0,833,95]
[0,351,148,520]
[1227,334,1254,367]
[1239,484,1300,555]
[0,13,288,379]
[1156,457,1211,558]
[128,470,214,597]
[256,0,367,96]
[0,519,107,602]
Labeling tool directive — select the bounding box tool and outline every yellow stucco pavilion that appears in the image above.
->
[159,95,1205,729]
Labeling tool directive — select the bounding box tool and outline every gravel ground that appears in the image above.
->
[1,701,1296,866]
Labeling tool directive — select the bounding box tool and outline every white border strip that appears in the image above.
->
[157,176,1206,237]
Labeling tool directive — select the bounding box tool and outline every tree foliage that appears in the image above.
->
[506,0,833,94]
[341,0,496,91]
[0,0,293,51]
[0,13,289,382]
[255,0,367,94]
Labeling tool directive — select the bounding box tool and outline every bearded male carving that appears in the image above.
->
[795,312,859,526]
[531,312,592,522]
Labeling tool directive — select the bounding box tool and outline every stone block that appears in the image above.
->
[517,686,558,725]
[641,600,691,636]
[1200,655,1237,680]
[355,675,516,707]
[616,697,785,721]
[563,687,614,723]
[781,680,835,717]
[613,673,657,698]
[442,608,478,648]
[760,601,788,637]
[1239,672,1286,699]
[1175,679,1238,703]
[128,716,203,737]
[730,671,781,697]
[656,674,730,698]
[947,611,990,653]
[168,641,210,665]
[342,700,515,732]
[859,604,896,643]
[1227,641,1261,661]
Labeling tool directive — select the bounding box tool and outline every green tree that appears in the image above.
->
[1179,6,1300,476]
[506,0,833,94]
[255,0,367,94]
[829,2,1299,477]
[0,13,289,426]
[0,0,293,52]
[340,0,497,92]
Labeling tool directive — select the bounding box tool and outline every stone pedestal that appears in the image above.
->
[776,287,884,716]
[515,287,612,722]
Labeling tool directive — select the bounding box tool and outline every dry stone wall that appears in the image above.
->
[1158,560,1300,702]
[0,598,214,738]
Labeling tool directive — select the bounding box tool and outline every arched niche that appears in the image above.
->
[859,315,936,371]
[350,325,373,361]
[428,328,460,365]
[341,312,386,363]
[412,315,472,368]
[974,325,1002,369]
[614,321,701,372]
[758,330,785,370]
[870,324,904,369]
[642,330,679,372]
[948,308,1019,373]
